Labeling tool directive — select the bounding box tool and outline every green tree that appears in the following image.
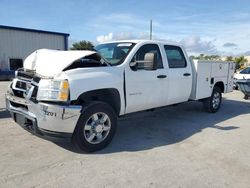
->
[70,40,95,50]
[211,55,221,60]
[191,54,203,60]
[235,56,247,69]
[225,56,234,61]
[190,55,195,60]
[193,54,221,60]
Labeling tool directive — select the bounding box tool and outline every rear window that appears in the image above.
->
[164,45,186,68]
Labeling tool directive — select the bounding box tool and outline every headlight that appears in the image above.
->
[37,79,69,101]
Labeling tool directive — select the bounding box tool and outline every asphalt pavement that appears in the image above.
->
[0,81,250,188]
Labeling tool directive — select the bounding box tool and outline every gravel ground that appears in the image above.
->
[0,81,250,188]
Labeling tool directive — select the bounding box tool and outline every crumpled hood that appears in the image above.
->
[23,49,96,77]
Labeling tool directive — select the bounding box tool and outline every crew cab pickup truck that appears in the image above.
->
[6,40,235,152]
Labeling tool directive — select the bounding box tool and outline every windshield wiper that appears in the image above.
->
[81,58,109,66]
[100,58,111,66]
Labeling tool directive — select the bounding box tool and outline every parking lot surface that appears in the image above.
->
[0,81,250,188]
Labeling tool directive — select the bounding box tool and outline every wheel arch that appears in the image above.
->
[73,88,121,115]
[214,81,225,93]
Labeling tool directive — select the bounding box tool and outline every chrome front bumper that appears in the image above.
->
[6,92,81,137]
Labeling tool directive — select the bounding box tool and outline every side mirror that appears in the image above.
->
[143,52,157,70]
[129,52,157,71]
[129,61,138,71]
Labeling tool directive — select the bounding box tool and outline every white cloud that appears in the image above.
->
[96,33,113,43]
[87,13,139,31]
[243,51,250,56]
[96,33,220,55]
[179,36,218,54]
[223,42,238,47]
[112,32,134,40]
[87,13,159,42]
[96,32,150,43]
[95,31,244,55]
[92,10,250,56]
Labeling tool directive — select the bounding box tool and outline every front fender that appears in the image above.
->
[64,67,126,115]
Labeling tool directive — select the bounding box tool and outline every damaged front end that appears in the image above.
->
[23,49,106,77]
[5,48,117,138]
[6,69,81,138]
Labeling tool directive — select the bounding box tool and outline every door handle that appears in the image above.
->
[157,75,167,79]
[183,73,191,76]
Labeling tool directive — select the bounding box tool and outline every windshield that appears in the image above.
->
[95,42,135,65]
[240,67,250,74]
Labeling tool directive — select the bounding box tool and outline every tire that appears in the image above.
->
[203,86,222,113]
[234,84,238,90]
[73,101,117,152]
[244,95,249,100]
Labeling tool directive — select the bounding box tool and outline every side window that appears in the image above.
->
[164,45,187,68]
[132,44,163,69]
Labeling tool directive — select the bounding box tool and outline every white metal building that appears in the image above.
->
[0,25,69,79]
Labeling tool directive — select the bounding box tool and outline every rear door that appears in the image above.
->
[163,45,192,104]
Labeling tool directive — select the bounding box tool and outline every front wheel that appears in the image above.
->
[73,101,117,152]
[203,86,222,113]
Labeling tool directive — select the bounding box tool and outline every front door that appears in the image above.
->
[125,44,168,114]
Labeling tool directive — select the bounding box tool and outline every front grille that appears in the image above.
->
[33,76,41,83]
[31,86,38,98]
[16,80,27,90]
[12,89,24,98]
[10,101,28,109]
[16,70,34,80]
[12,70,41,100]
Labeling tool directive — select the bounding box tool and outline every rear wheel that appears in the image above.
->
[244,94,249,100]
[73,101,117,152]
[203,86,222,113]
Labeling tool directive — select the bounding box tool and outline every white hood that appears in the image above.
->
[23,49,96,77]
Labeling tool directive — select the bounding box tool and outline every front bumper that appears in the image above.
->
[5,92,81,138]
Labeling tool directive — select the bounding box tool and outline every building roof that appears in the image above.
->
[0,25,69,37]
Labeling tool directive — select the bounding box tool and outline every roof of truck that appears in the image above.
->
[99,39,182,47]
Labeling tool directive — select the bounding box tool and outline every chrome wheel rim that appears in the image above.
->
[83,112,111,144]
[212,92,221,109]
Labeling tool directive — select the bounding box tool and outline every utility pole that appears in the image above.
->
[150,19,152,40]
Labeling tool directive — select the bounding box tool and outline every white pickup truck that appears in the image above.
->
[6,40,235,152]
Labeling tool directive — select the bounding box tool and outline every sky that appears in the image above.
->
[1,0,250,56]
